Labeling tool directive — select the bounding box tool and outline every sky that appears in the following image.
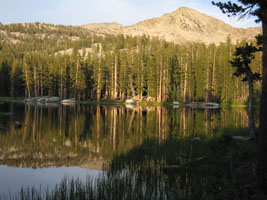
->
[0,0,260,28]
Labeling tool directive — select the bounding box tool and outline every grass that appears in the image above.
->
[136,102,173,106]
[109,127,258,200]
[0,112,6,117]
[81,100,125,106]
[0,97,24,103]
[0,112,15,117]
[220,102,260,108]
[3,127,259,200]
[221,103,248,108]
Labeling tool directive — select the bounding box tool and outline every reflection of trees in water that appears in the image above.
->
[0,104,251,168]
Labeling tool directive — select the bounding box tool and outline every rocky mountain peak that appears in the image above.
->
[82,7,261,45]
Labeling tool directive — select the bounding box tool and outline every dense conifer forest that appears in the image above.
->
[0,22,262,103]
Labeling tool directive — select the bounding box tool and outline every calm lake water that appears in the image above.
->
[0,102,253,196]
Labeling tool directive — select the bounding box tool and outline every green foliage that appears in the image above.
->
[212,1,262,22]
[0,23,262,103]
[230,43,261,82]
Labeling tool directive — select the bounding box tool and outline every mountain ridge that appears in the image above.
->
[82,7,261,45]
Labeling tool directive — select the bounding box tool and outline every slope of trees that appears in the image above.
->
[0,23,262,103]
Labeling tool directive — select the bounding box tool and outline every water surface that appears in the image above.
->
[0,102,253,196]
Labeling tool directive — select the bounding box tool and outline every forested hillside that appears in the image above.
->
[0,22,262,103]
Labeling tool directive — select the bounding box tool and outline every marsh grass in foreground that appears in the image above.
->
[110,127,258,200]
[6,127,258,200]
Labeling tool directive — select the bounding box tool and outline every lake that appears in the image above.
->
[0,102,253,196]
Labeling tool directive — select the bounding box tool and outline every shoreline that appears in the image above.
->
[0,97,259,108]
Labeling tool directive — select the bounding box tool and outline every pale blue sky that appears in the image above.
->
[0,0,259,28]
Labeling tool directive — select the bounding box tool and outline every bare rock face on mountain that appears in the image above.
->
[83,22,124,34]
[82,7,261,45]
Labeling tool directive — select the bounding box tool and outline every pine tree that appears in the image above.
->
[231,43,261,138]
[213,0,267,194]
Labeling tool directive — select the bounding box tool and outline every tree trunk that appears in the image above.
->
[212,48,216,101]
[60,64,63,99]
[11,77,14,98]
[130,76,135,98]
[138,57,144,101]
[247,76,255,139]
[158,60,162,102]
[205,67,210,102]
[113,54,118,99]
[40,62,43,97]
[258,20,267,195]
[163,68,167,102]
[24,58,31,98]
[75,56,79,100]
[33,66,37,98]
[183,63,188,103]
[97,45,102,101]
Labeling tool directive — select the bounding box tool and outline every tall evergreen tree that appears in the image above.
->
[212,0,267,194]
[231,43,261,139]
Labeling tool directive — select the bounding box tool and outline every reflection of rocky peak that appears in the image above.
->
[82,7,261,45]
